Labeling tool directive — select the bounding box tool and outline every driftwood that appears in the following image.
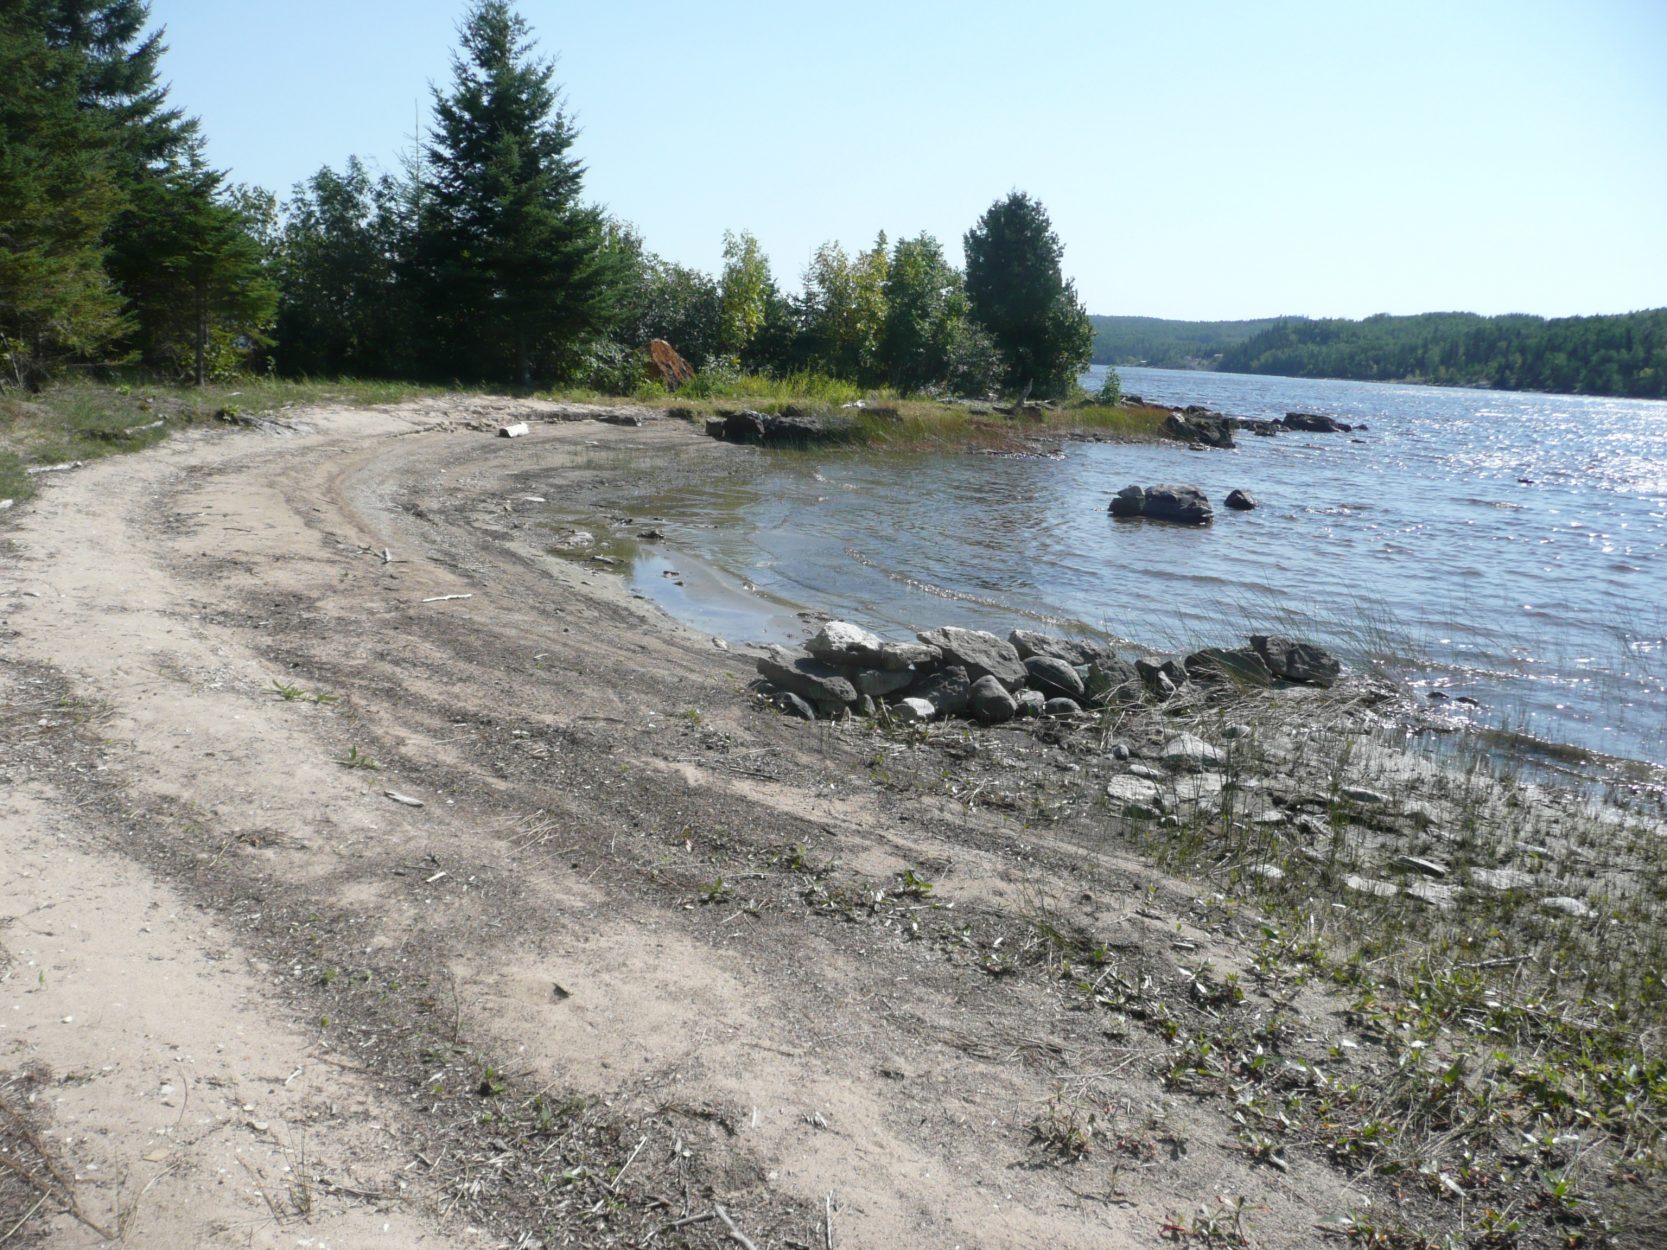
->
[713,1205,759,1250]
[497,422,530,438]
[24,460,82,476]
[420,594,472,603]
[383,791,424,808]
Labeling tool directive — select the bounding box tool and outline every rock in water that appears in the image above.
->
[1023,655,1085,701]
[1108,484,1146,517]
[1142,484,1213,525]
[1282,411,1351,433]
[1225,489,1258,511]
[967,675,1018,724]
[1248,634,1341,687]
[916,627,1026,691]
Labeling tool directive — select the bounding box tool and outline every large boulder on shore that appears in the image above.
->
[756,648,858,709]
[806,620,886,667]
[917,627,1026,691]
[1084,656,1144,705]
[806,620,940,672]
[1023,655,1085,702]
[1248,634,1342,687]
[1009,629,1105,667]
[967,675,1018,724]
[1109,484,1213,525]
[708,407,858,447]
[912,665,972,717]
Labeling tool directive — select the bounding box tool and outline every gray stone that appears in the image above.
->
[1108,740,1131,760]
[1341,786,1388,805]
[1136,655,1188,696]
[1249,634,1342,688]
[912,666,971,717]
[892,697,935,723]
[1394,855,1448,878]
[1344,875,1400,899]
[1015,689,1047,718]
[1008,629,1102,667]
[1405,881,1460,910]
[1470,867,1535,893]
[1105,775,1164,808]
[1539,896,1593,919]
[756,649,858,708]
[917,627,1026,691]
[1221,722,1251,740]
[1163,734,1226,771]
[852,668,918,698]
[1163,410,1234,449]
[1142,484,1214,525]
[1023,655,1086,701]
[1128,764,1165,781]
[1043,697,1082,717]
[1283,411,1350,433]
[1224,489,1258,511]
[806,620,888,667]
[968,675,1018,724]
[770,690,816,720]
[876,641,943,672]
[1084,657,1143,705]
[1108,484,1146,517]
[1249,863,1286,882]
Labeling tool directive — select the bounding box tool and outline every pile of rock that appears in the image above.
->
[1109,483,1215,524]
[754,621,1343,723]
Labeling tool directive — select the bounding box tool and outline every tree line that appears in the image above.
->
[3,1,1094,398]
[1216,311,1667,399]
[1089,315,1282,369]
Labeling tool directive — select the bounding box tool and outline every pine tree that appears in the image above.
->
[0,5,125,386]
[416,1,620,385]
[963,192,1092,398]
[118,150,277,383]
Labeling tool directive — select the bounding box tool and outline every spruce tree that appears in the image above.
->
[963,192,1092,398]
[416,1,620,385]
[0,5,125,386]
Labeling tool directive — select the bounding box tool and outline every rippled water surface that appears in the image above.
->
[591,368,1667,763]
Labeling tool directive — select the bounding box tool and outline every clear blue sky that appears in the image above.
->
[157,0,1665,320]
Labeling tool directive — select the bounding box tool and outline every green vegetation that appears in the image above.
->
[1219,310,1667,398]
[3,1,1097,408]
[964,192,1094,398]
[1,0,276,387]
[1089,316,1283,369]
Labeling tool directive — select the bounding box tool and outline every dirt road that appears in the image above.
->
[1,400,1360,1248]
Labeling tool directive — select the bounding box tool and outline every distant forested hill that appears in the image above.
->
[1216,310,1667,399]
[1089,316,1283,368]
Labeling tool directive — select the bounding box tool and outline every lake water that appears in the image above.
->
[580,367,1667,766]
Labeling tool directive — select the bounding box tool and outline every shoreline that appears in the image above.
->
[1,399,1661,1248]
